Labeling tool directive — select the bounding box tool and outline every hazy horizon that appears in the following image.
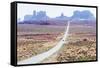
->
[17,3,96,21]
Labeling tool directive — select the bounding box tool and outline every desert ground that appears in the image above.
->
[17,22,97,63]
[17,24,64,61]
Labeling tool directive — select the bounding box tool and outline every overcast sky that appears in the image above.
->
[17,3,96,21]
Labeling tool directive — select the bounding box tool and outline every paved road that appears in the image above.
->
[18,21,70,65]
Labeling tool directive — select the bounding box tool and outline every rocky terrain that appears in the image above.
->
[17,33,62,61]
[57,39,96,62]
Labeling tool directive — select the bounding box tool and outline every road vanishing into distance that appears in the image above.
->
[18,21,70,65]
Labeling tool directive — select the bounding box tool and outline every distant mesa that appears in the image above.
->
[18,10,95,25]
[24,11,69,21]
[24,10,49,21]
[71,10,95,20]
[23,10,95,22]
[55,13,69,20]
